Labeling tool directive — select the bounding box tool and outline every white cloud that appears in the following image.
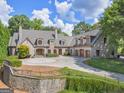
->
[72,0,110,19]
[55,0,79,23]
[55,18,74,36]
[63,23,74,36]
[32,9,74,36]
[0,0,13,25]
[55,0,71,16]
[32,8,53,26]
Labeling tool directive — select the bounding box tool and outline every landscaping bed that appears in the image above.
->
[0,56,22,67]
[85,58,124,74]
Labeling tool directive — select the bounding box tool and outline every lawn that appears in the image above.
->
[85,58,124,74]
[58,67,124,93]
[0,56,22,67]
[59,90,87,93]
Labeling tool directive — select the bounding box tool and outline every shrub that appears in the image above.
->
[66,77,124,93]
[59,67,124,93]
[18,44,29,59]
[46,53,59,57]
[120,48,124,55]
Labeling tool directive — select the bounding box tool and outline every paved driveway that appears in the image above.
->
[22,56,124,82]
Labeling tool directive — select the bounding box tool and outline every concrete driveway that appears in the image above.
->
[22,56,124,82]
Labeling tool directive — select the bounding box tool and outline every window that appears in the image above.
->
[38,40,42,45]
[59,40,64,45]
[37,39,43,45]
[54,49,57,54]
[96,50,100,56]
[48,49,51,53]
[48,40,50,44]
[104,38,107,44]
[59,40,62,45]
[48,39,54,44]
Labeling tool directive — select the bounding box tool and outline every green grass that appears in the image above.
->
[85,58,124,74]
[0,56,22,67]
[59,90,87,93]
[58,67,124,93]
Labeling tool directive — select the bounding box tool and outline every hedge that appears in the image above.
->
[65,77,124,93]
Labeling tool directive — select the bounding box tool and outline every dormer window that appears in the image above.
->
[48,39,54,45]
[59,40,64,45]
[37,38,43,45]
[38,40,42,45]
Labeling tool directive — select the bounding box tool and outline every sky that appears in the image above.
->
[0,0,112,35]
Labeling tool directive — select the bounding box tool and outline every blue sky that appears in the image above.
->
[0,0,112,35]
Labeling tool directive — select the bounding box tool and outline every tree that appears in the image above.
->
[42,26,68,36]
[31,18,43,30]
[91,22,101,30]
[18,44,29,58]
[100,0,124,48]
[8,15,31,34]
[72,22,92,35]
[0,21,10,58]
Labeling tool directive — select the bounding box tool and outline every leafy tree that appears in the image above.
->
[31,18,43,30]
[72,22,92,35]
[91,22,101,30]
[0,21,10,58]
[42,26,68,36]
[8,15,31,34]
[100,0,124,48]
[18,44,29,58]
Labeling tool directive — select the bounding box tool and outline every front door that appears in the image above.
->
[59,49,62,55]
[36,49,44,55]
[80,49,84,57]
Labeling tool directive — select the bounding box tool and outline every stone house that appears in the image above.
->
[8,26,110,58]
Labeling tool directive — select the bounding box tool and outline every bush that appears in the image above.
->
[59,67,124,93]
[120,48,124,55]
[65,77,124,93]
[18,44,29,59]
[46,53,59,57]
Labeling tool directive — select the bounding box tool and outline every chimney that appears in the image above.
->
[55,29,58,39]
[19,25,22,44]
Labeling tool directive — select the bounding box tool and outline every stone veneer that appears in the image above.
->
[2,61,66,93]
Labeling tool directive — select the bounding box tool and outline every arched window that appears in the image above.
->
[37,39,43,45]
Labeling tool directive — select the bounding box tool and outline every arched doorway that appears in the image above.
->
[80,49,84,57]
[59,49,62,55]
[54,49,57,54]
[36,49,44,55]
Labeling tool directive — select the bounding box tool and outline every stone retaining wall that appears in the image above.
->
[2,61,66,93]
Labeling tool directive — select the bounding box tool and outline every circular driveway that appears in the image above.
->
[22,56,124,82]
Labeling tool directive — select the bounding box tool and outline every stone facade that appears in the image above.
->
[8,27,111,58]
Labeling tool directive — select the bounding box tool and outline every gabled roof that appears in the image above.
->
[9,29,101,47]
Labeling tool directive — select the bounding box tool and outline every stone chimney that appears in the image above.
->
[19,26,22,44]
[55,29,58,39]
